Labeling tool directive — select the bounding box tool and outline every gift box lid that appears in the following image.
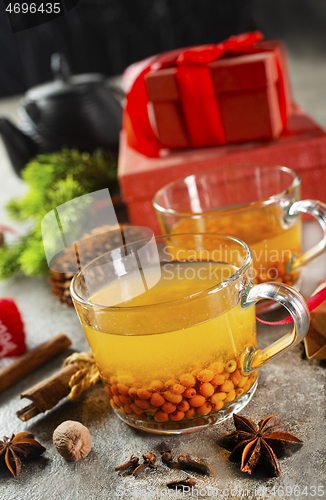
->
[146,51,279,100]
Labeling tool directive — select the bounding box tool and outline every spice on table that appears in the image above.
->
[132,452,156,477]
[160,442,172,464]
[0,432,46,477]
[17,350,101,421]
[217,413,304,477]
[0,333,71,394]
[115,455,139,471]
[53,421,92,462]
[177,454,210,476]
[167,476,197,490]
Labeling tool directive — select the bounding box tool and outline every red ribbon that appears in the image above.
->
[123,31,287,157]
[257,284,326,326]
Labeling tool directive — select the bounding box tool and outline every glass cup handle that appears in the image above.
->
[286,199,326,271]
[242,282,310,374]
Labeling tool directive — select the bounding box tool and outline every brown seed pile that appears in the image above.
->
[103,358,257,423]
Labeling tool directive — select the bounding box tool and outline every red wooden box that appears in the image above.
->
[144,41,292,149]
[118,105,326,234]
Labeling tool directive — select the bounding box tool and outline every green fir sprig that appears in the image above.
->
[0,148,118,280]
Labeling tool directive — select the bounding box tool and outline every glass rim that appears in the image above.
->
[70,232,252,311]
[153,164,301,217]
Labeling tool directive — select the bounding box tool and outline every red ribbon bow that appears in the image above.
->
[123,31,287,157]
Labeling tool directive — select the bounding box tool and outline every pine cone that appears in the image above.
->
[48,224,145,307]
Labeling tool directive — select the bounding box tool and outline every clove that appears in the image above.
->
[115,455,139,471]
[133,452,156,477]
[159,442,172,464]
[167,476,197,490]
[177,454,210,476]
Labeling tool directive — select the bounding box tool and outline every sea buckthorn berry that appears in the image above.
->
[110,376,118,385]
[105,386,113,398]
[196,402,212,416]
[231,369,241,386]
[179,373,196,387]
[154,410,169,422]
[224,389,236,403]
[191,368,201,379]
[109,398,117,409]
[130,403,145,415]
[113,395,122,407]
[185,408,196,419]
[237,376,249,388]
[128,387,138,398]
[183,388,196,399]
[235,388,244,397]
[220,380,234,393]
[189,395,206,408]
[137,388,151,400]
[150,393,165,407]
[164,391,183,404]
[170,411,185,421]
[210,374,225,386]
[124,404,133,414]
[119,394,132,405]
[151,392,165,407]
[149,380,165,392]
[134,398,151,410]
[117,383,129,395]
[165,379,177,388]
[197,369,214,383]
[199,383,214,398]
[221,370,231,379]
[242,380,252,393]
[131,412,143,419]
[225,360,237,373]
[162,402,176,414]
[177,400,190,412]
[210,392,227,404]
[208,361,224,374]
[172,384,186,395]
[211,400,224,411]
[111,385,119,396]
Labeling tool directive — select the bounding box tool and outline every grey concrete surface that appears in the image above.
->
[0,55,326,500]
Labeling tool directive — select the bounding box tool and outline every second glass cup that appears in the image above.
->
[153,165,326,309]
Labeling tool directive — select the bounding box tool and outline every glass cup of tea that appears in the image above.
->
[153,165,326,312]
[71,232,309,434]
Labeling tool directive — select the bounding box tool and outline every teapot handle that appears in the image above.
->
[51,53,72,83]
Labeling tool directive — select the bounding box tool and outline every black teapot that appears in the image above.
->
[0,54,123,176]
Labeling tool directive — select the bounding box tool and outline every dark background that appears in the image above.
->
[0,0,326,97]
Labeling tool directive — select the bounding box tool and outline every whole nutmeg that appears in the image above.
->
[53,420,92,462]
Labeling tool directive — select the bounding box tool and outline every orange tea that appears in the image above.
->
[172,205,301,286]
[83,262,257,425]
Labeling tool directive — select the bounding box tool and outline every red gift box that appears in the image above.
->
[122,32,293,157]
[118,104,326,234]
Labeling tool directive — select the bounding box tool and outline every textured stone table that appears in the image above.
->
[1,60,326,500]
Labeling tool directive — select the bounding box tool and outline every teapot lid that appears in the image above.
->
[26,53,105,100]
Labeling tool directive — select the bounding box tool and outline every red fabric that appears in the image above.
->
[0,299,26,357]
[123,31,289,157]
[257,285,326,326]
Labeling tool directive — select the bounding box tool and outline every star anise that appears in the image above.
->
[217,413,303,477]
[0,432,46,477]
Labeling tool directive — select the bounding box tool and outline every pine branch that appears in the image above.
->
[1,148,119,280]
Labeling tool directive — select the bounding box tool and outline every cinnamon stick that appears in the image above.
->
[0,333,71,393]
[17,364,78,421]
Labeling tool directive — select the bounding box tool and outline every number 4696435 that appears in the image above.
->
[6,3,61,14]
